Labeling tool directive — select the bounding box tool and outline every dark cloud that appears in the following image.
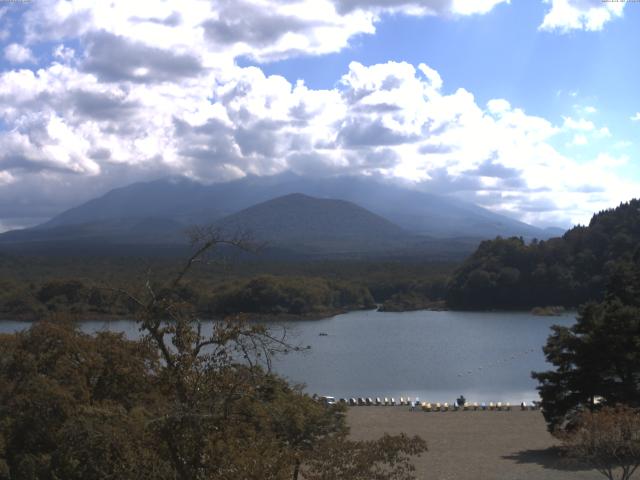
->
[341,74,407,105]
[352,103,403,114]
[414,160,529,198]
[472,159,521,179]
[83,31,204,83]
[289,102,315,123]
[417,167,483,194]
[0,152,84,175]
[418,143,454,154]
[174,117,249,178]
[72,90,140,120]
[88,148,111,160]
[130,12,182,27]
[333,0,451,14]
[234,120,285,157]
[501,176,528,189]
[346,147,400,169]
[202,0,322,48]
[519,198,558,212]
[338,118,418,147]
[380,75,403,90]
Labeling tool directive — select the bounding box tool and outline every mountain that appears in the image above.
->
[0,173,562,258]
[215,193,413,254]
[34,173,556,238]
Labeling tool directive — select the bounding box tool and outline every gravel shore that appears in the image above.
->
[347,407,603,480]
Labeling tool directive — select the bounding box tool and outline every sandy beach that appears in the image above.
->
[347,407,603,480]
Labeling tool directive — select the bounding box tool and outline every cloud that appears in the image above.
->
[563,116,594,131]
[19,0,514,67]
[82,31,204,83]
[202,2,323,47]
[540,0,624,32]
[570,133,588,146]
[130,11,182,27]
[631,112,640,122]
[473,159,521,179]
[2,53,632,228]
[22,0,378,63]
[333,0,510,16]
[562,116,611,146]
[0,0,636,230]
[4,43,35,64]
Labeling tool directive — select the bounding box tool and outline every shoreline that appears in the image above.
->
[0,305,578,323]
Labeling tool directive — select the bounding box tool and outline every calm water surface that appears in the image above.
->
[0,309,575,404]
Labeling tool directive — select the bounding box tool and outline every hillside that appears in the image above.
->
[445,199,640,309]
[215,193,413,254]
[1,218,186,245]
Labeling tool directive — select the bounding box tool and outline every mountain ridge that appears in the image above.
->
[34,173,559,238]
[0,174,565,259]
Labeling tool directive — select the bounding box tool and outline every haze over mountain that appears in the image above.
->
[37,173,556,236]
[0,174,564,258]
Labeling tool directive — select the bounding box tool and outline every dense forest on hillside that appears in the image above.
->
[0,256,453,319]
[446,199,640,310]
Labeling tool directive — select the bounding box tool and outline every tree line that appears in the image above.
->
[0,264,452,319]
[446,199,640,310]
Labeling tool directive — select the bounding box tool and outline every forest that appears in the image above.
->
[0,254,453,320]
[446,199,640,310]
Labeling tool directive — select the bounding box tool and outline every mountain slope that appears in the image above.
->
[1,217,186,245]
[33,173,558,240]
[215,193,413,254]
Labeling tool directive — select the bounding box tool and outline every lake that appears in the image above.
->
[0,309,576,404]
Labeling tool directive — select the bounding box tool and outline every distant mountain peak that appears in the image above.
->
[214,193,409,254]
[0,173,560,259]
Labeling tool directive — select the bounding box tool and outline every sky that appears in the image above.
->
[0,0,639,232]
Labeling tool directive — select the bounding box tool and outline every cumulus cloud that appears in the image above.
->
[4,43,35,63]
[562,116,611,146]
[21,0,377,63]
[631,112,640,122]
[540,0,624,32]
[1,54,632,227]
[563,116,595,131]
[0,0,635,230]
